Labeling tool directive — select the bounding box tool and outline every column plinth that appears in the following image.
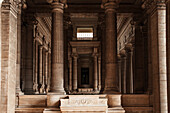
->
[103,1,119,94]
[50,2,66,94]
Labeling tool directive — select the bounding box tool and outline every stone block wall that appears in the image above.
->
[0,1,18,113]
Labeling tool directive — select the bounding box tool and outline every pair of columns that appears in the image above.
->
[33,40,50,94]
[68,49,101,92]
[49,0,119,94]
[119,44,134,94]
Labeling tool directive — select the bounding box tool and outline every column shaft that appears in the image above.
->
[50,2,65,94]
[73,56,78,91]
[166,0,170,112]
[129,48,134,94]
[98,57,101,91]
[117,55,121,92]
[69,58,72,92]
[45,51,48,92]
[47,52,51,92]
[120,51,127,94]
[16,7,22,94]
[94,55,98,91]
[39,46,43,93]
[24,18,34,94]
[33,40,39,94]
[103,2,118,93]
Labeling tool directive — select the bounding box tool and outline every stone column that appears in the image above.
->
[93,53,98,91]
[98,56,101,91]
[72,54,78,92]
[24,15,35,94]
[35,41,39,93]
[120,50,127,94]
[39,46,43,93]
[166,0,170,112]
[126,44,134,94]
[69,57,72,92]
[45,51,49,92]
[49,0,66,94]
[102,1,119,93]
[16,4,22,95]
[33,40,39,94]
[47,50,51,92]
[117,54,121,93]
[148,1,168,112]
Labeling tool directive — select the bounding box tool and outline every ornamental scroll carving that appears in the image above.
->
[61,97,107,107]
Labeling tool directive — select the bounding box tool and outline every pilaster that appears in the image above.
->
[146,1,168,112]
[1,1,18,112]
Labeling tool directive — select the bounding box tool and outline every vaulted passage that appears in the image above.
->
[0,0,170,113]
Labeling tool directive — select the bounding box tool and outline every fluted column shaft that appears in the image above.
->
[93,55,98,91]
[103,1,118,93]
[73,56,78,91]
[69,58,72,92]
[50,2,65,94]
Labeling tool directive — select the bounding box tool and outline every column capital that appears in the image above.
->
[125,43,134,52]
[101,0,119,13]
[120,49,127,57]
[47,0,67,12]
[117,54,121,60]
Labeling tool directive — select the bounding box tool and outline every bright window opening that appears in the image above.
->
[77,27,93,40]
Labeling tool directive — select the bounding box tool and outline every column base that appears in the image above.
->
[24,88,35,95]
[48,90,66,95]
[103,88,120,94]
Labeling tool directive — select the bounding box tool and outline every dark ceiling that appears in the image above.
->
[26,0,142,13]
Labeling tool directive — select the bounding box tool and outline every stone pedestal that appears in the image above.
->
[60,95,108,113]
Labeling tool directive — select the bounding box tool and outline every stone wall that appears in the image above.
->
[0,0,2,112]
[1,1,18,113]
